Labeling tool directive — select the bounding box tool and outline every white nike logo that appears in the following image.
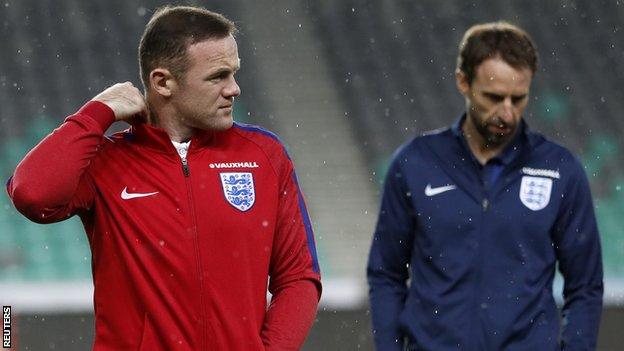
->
[424,184,457,197]
[121,187,159,200]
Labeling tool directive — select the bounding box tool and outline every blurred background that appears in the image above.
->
[0,0,622,349]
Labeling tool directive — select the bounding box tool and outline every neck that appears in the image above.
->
[461,115,510,165]
[146,98,193,143]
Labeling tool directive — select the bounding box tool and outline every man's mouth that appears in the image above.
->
[488,124,510,134]
[486,118,512,134]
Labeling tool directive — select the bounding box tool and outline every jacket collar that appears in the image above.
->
[127,123,216,155]
[451,113,528,166]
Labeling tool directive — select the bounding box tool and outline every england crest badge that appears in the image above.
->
[519,176,552,211]
[220,172,255,211]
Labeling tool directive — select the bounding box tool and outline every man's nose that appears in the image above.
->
[500,97,514,121]
[223,77,241,98]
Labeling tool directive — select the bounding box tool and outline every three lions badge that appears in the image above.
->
[519,176,552,211]
[220,172,255,211]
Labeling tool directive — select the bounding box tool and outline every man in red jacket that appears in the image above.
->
[7,5,321,350]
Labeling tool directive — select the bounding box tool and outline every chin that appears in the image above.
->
[204,117,234,131]
[486,133,511,146]
[217,119,234,131]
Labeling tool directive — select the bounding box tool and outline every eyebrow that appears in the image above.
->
[208,66,239,76]
[483,92,527,99]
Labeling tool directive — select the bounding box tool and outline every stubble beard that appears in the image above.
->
[470,113,515,147]
[199,111,234,131]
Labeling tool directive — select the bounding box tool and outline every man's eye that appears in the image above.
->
[512,96,526,104]
[485,93,504,102]
[206,72,229,81]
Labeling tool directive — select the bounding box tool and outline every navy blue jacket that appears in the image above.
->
[367,117,603,351]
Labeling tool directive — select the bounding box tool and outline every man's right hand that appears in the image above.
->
[92,82,147,122]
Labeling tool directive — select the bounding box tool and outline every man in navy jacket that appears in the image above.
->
[367,21,603,351]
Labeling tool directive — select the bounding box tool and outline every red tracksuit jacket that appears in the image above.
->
[7,101,322,350]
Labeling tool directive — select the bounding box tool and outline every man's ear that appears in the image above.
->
[455,69,470,97]
[149,68,176,97]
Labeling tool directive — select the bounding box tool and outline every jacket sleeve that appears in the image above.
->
[367,155,415,351]
[261,161,322,350]
[552,158,603,351]
[7,101,115,223]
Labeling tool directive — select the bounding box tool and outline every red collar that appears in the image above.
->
[129,123,216,155]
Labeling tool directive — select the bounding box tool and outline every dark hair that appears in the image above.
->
[139,5,237,90]
[457,21,538,85]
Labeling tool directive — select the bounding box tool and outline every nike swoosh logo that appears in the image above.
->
[121,187,159,200]
[424,184,457,197]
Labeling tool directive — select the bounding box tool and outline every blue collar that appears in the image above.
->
[451,114,526,166]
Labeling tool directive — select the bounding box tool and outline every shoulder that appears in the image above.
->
[228,122,293,176]
[527,131,583,169]
[230,122,284,146]
[390,126,454,167]
[525,130,588,183]
[230,122,290,157]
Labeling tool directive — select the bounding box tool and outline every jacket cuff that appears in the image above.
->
[76,100,116,133]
